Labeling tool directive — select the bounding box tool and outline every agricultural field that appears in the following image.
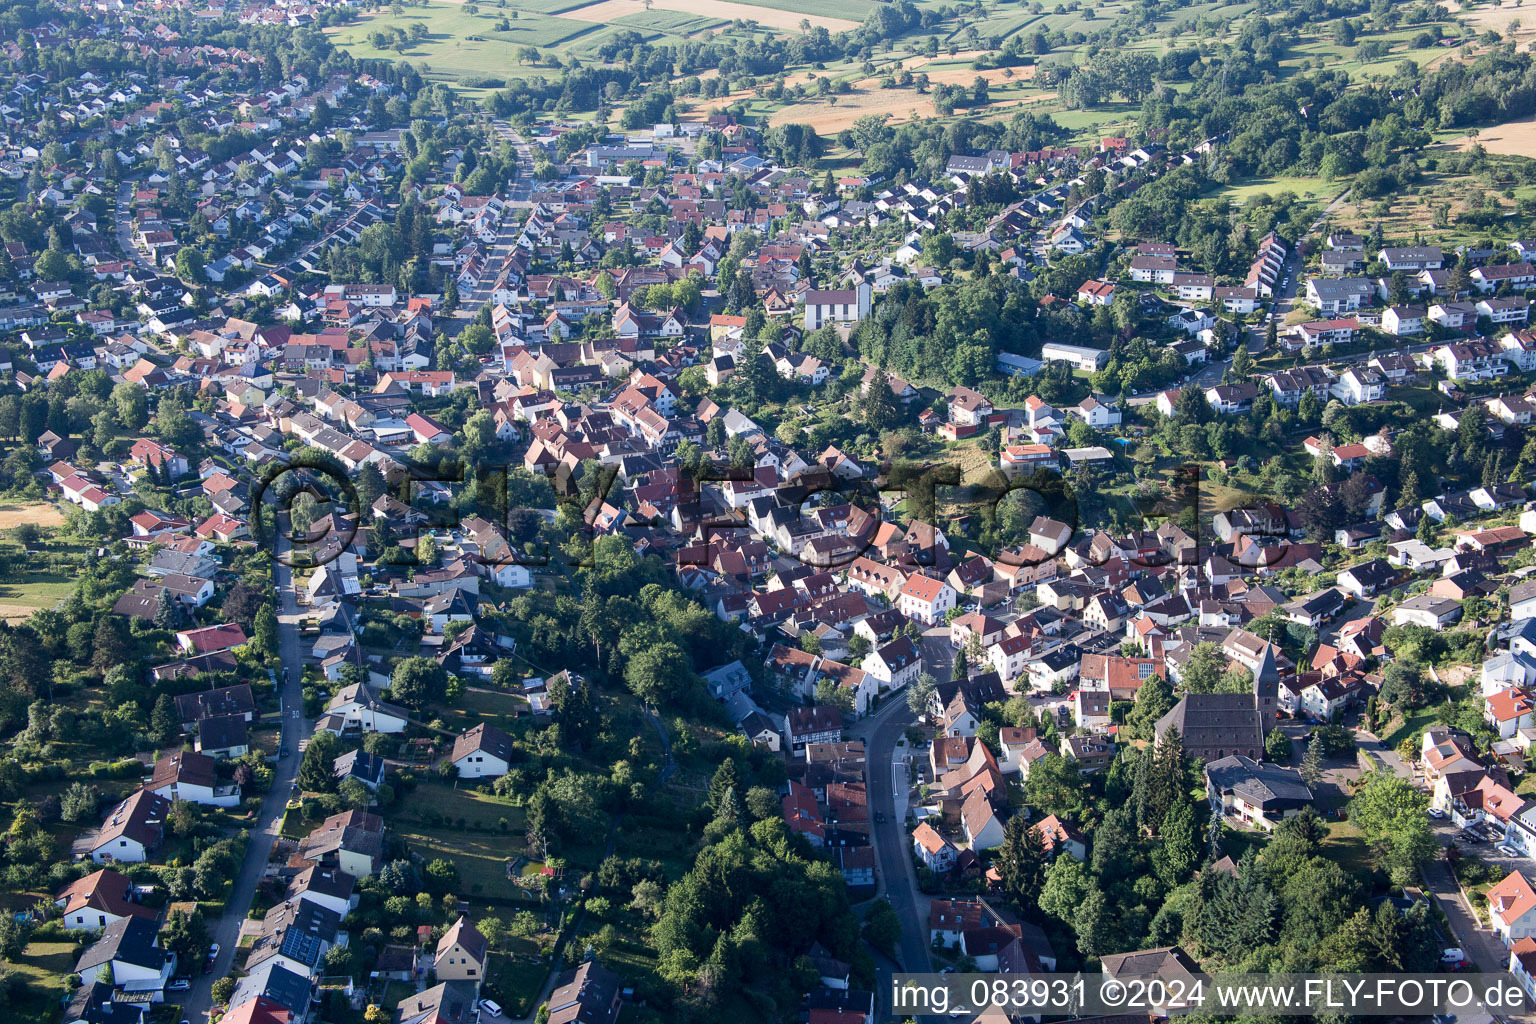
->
[0,501,64,530]
[1454,115,1536,159]
[326,3,606,85]
[558,0,855,33]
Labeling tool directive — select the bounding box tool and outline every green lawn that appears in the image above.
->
[279,804,309,840]
[437,686,533,736]
[0,570,77,621]
[1379,708,1438,750]
[12,940,79,1024]
[501,0,595,12]
[1212,176,1341,204]
[1322,820,1380,885]
[396,781,530,901]
[485,946,552,1017]
[327,7,602,82]
[611,9,726,34]
[712,0,873,20]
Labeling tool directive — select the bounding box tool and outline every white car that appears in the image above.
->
[1429,808,1446,819]
[1441,948,1465,964]
[479,1000,504,1020]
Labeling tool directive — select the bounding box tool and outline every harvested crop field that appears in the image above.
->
[555,0,858,32]
[1452,117,1536,158]
[769,87,1057,134]
[0,502,64,530]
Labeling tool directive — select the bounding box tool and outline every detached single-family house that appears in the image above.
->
[450,723,515,779]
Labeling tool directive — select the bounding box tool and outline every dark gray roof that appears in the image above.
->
[75,917,166,975]
[65,980,142,1024]
[1206,754,1314,807]
[1343,558,1395,589]
[1155,693,1262,754]
[396,980,480,1024]
[333,748,386,785]
[174,683,256,722]
[197,713,248,751]
[253,898,341,970]
[230,962,311,1016]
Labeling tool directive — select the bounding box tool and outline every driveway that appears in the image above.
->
[180,540,308,1021]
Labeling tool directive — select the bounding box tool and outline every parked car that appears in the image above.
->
[167,977,190,992]
[1428,808,1446,819]
[479,1000,504,1019]
[1441,948,1465,964]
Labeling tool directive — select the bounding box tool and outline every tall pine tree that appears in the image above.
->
[994,814,1047,909]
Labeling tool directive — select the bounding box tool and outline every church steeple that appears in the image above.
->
[1254,640,1279,741]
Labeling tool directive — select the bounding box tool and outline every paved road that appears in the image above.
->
[181,539,308,1021]
[857,697,927,978]
[490,120,536,206]
[463,122,537,309]
[1422,857,1508,972]
[1354,727,1413,781]
[113,179,160,273]
[850,628,961,1020]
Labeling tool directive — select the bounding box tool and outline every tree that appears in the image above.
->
[1348,771,1436,885]
[1037,850,1091,923]
[1180,642,1227,693]
[1299,733,1324,786]
[707,759,741,814]
[815,678,855,714]
[151,694,179,747]
[34,248,70,281]
[864,899,901,955]
[994,814,1047,909]
[175,246,205,281]
[0,915,26,961]
[60,782,99,823]
[1024,752,1082,818]
[253,604,278,662]
[389,656,447,711]
[1232,341,1254,377]
[169,798,198,836]
[211,977,237,1005]
[907,672,936,718]
[298,730,341,792]
[1264,727,1292,762]
[623,642,693,704]
[324,942,356,977]
[90,617,128,673]
[861,373,901,430]
[153,588,177,629]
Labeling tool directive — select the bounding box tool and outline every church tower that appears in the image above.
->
[1253,641,1279,742]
